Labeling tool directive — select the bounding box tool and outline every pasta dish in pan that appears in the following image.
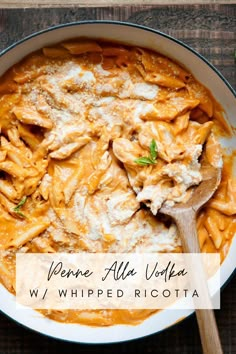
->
[0,39,235,325]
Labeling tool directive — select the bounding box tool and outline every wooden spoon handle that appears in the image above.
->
[195,309,223,354]
[174,209,223,354]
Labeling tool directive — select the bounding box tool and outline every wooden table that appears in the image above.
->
[0,4,235,354]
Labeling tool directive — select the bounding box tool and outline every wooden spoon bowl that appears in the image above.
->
[159,163,223,354]
[160,163,222,217]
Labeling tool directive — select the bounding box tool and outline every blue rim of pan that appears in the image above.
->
[0,20,235,345]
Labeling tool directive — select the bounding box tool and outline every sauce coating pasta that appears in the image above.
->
[0,38,235,326]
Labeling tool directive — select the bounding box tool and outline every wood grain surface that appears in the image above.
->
[0,5,235,87]
[0,4,235,354]
[0,1,236,9]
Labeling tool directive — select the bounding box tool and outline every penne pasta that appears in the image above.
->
[205,216,223,249]
[208,200,236,216]
[8,220,50,249]
[62,40,102,55]
[31,237,56,253]
[142,97,200,121]
[0,161,26,178]
[7,127,25,147]
[0,150,7,162]
[173,112,190,135]
[193,121,214,144]
[0,260,15,292]
[13,106,53,129]
[0,37,234,327]
[198,225,209,250]
[62,167,84,204]
[143,72,185,89]
[49,137,91,160]
[0,179,17,201]
[0,192,18,215]
[17,123,43,150]
[42,47,70,58]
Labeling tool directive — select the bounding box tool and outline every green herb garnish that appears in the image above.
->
[134,156,156,166]
[150,139,158,161]
[13,196,27,218]
[134,139,158,166]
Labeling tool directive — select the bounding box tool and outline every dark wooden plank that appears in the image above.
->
[0,5,235,354]
[0,0,235,9]
[0,5,235,88]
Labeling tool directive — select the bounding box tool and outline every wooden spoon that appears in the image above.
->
[159,163,223,354]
